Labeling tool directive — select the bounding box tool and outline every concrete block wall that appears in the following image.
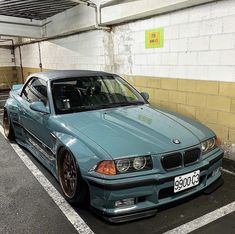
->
[40,31,107,71]
[15,0,235,81]
[115,0,235,150]
[15,31,109,82]
[0,48,13,66]
[12,0,235,151]
[113,0,235,81]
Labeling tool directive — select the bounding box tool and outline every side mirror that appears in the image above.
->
[140,92,149,101]
[30,101,50,114]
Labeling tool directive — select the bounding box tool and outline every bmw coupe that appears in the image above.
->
[3,70,224,222]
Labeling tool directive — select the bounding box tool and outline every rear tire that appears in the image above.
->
[3,109,15,140]
[58,148,89,205]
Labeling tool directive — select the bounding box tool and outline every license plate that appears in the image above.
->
[174,170,200,193]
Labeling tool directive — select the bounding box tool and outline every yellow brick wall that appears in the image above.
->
[124,75,235,143]
[16,66,44,83]
[1,66,49,89]
[0,67,18,89]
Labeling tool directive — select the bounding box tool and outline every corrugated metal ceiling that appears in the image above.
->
[0,0,81,20]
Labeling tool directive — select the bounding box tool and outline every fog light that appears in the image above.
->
[212,167,220,177]
[115,198,136,207]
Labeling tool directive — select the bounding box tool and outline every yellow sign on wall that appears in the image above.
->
[145,28,164,48]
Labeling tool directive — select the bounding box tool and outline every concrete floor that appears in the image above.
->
[0,132,78,234]
[0,128,235,233]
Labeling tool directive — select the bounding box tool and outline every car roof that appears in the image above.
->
[28,70,115,81]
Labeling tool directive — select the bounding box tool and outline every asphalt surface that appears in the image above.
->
[0,132,78,234]
[0,130,234,234]
[0,93,235,233]
[191,211,235,234]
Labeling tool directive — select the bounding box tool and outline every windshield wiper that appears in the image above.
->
[111,101,145,106]
[69,101,145,112]
[70,106,97,112]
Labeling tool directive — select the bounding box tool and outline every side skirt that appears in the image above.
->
[13,125,58,179]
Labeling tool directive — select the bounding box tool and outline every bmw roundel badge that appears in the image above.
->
[173,139,181,144]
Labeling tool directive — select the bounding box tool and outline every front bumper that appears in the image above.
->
[86,149,224,223]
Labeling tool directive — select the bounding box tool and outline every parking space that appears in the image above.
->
[0,125,234,234]
[0,130,80,234]
[191,212,235,234]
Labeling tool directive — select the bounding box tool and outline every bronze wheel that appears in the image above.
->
[59,150,78,198]
[3,109,14,140]
[58,148,89,205]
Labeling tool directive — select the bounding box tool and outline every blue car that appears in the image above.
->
[3,70,224,223]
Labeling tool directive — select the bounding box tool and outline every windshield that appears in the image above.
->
[51,75,146,114]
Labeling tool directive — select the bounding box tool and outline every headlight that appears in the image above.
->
[95,156,153,175]
[133,157,147,170]
[208,137,216,149]
[115,155,152,174]
[201,141,209,152]
[116,159,130,173]
[201,137,216,154]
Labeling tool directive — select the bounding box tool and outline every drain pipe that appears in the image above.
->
[18,46,24,83]
[38,42,43,72]
[94,3,110,30]
[10,39,16,66]
[71,0,110,30]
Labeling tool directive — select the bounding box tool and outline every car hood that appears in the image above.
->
[55,105,214,159]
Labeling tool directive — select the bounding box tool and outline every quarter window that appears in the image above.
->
[21,77,48,105]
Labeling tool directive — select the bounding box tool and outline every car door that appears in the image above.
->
[20,77,55,162]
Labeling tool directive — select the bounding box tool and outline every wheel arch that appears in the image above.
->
[53,132,107,177]
[55,144,89,186]
[56,145,90,204]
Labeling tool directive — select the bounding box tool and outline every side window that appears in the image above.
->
[31,78,48,105]
[21,78,35,101]
[21,78,48,105]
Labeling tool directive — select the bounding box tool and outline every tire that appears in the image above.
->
[3,109,15,141]
[57,148,89,205]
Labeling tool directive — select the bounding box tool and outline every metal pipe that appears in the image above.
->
[70,0,96,7]
[94,3,110,30]
[0,20,50,27]
[38,42,42,72]
[16,28,94,46]
[0,38,16,62]
[18,46,24,83]
[10,39,16,66]
[70,0,110,30]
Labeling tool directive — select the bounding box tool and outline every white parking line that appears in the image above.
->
[164,168,235,233]
[0,125,94,234]
[222,168,235,176]
[164,201,235,234]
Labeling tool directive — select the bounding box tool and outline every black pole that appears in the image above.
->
[38,42,42,72]
[19,46,24,83]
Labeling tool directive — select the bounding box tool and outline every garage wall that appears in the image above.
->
[120,0,235,144]
[14,30,109,82]
[14,0,235,145]
[0,47,17,90]
[15,43,42,82]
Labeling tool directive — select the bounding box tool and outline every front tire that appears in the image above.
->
[3,109,15,140]
[58,148,88,205]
